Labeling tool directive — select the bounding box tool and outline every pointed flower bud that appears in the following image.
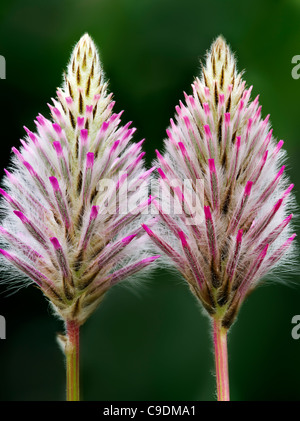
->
[0,34,158,326]
[147,36,297,329]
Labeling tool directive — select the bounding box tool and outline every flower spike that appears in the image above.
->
[146,36,297,401]
[0,34,157,401]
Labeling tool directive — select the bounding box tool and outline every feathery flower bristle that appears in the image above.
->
[147,36,297,329]
[0,33,158,325]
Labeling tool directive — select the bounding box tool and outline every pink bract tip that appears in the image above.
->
[110,140,119,154]
[183,115,192,130]
[175,105,182,117]
[52,123,62,134]
[225,113,231,126]
[238,100,244,111]
[276,166,285,180]
[93,94,101,102]
[274,198,283,213]
[100,121,109,132]
[155,149,164,161]
[144,255,160,263]
[53,141,63,156]
[261,244,269,257]
[203,103,210,115]
[0,249,10,258]
[65,97,73,105]
[263,150,268,162]
[77,117,85,128]
[166,129,173,140]
[281,184,294,202]
[236,229,243,243]
[208,159,216,173]
[86,152,94,169]
[80,129,89,142]
[142,224,153,236]
[157,168,167,180]
[12,147,23,159]
[108,100,115,111]
[90,205,99,219]
[275,140,284,153]
[4,169,13,179]
[244,181,253,196]
[204,125,212,138]
[86,105,93,114]
[50,237,61,250]
[23,126,37,142]
[0,188,8,198]
[13,210,27,223]
[23,161,35,176]
[122,234,137,244]
[178,230,188,246]
[36,115,45,126]
[178,142,187,157]
[52,107,61,117]
[49,176,60,191]
[204,205,212,220]
[288,233,297,242]
[219,94,225,105]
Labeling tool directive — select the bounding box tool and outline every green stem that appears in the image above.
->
[213,319,230,401]
[65,320,80,401]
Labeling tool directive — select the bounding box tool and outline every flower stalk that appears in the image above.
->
[213,319,229,401]
[0,33,158,400]
[145,35,297,400]
[65,320,80,401]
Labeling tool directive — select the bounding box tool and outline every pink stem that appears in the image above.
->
[213,319,230,401]
[66,320,80,401]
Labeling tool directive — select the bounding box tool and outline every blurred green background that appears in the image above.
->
[0,0,300,401]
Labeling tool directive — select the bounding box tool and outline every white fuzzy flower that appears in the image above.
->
[144,36,297,329]
[0,34,159,326]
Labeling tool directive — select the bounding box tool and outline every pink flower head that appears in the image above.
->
[0,34,158,325]
[146,36,297,329]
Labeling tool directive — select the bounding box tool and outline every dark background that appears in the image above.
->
[0,0,300,401]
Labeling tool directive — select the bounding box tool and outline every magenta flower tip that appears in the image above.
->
[236,229,243,243]
[50,237,61,250]
[0,249,9,258]
[77,116,85,128]
[204,206,212,220]
[80,129,89,142]
[178,230,188,246]
[49,176,60,191]
[204,124,212,138]
[145,255,160,263]
[244,180,253,196]
[52,123,62,134]
[90,205,99,220]
[141,224,153,236]
[53,141,63,156]
[121,234,137,244]
[86,152,94,169]
[208,158,216,173]
[13,210,27,223]
[147,36,297,329]
[157,168,166,180]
